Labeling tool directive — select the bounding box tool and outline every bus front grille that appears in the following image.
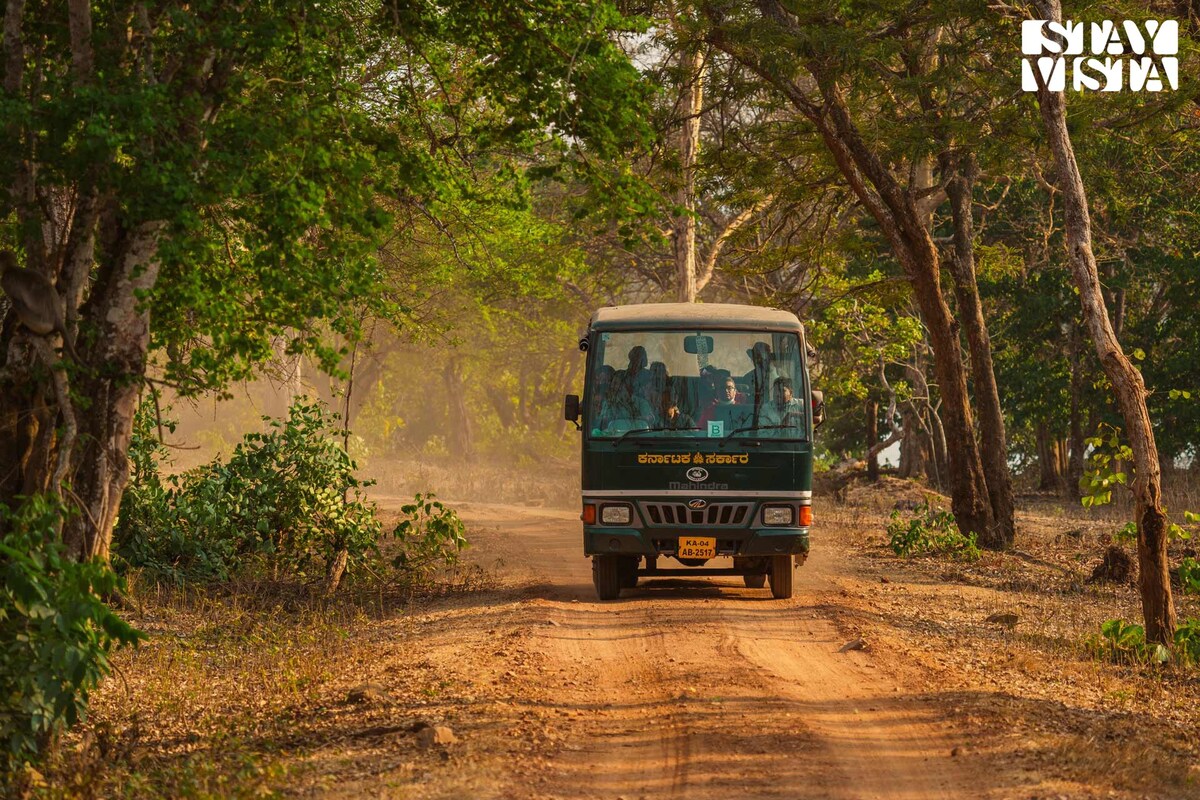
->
[639,502,752,527]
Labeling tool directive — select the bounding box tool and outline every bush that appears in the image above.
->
[0,496,141,774]
[886,500,980,560]
[1175,619,1200,666]
[1089,618,1200,668]
[1181,558,1200,595]
[116,399,382,585]
[391,493,468,578]
[1089,618,1171,665]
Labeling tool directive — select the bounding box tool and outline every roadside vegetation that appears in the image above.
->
[826,479,1200,798]
[2,0,1200,794]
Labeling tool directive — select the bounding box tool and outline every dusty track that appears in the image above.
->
[449,501,983,799]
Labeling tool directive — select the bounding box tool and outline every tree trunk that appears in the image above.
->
[673,47,704,303]
[703,7,995,542]
[1031,0,1174,644]
[324,546,348,594]
[62,221,165,561]
[943,153,1015,547]
[865,398,879,482]
[904,359,948,492]
[1035,421,1065,492]
[924,405,948,492]
[272,329,305,417]
[1066,328,1086,499]
[898,404,925,480]
[443,356,475,462]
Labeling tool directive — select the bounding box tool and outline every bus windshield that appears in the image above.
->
[586,329,807,441]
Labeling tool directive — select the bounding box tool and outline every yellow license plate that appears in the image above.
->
[678,536,717,559]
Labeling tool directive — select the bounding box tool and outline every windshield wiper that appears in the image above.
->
[722,423,797,440]
[613,425,701,445]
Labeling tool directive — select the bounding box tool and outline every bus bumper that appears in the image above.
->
[584,528,810,558]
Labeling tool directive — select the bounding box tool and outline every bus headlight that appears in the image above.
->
[763,506,794,526]
[600,504,632,525]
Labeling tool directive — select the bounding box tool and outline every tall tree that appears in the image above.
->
[673,45,705,302]
[700,0,1013,546]
[1027,0,1174,644]
[0,0,651,560]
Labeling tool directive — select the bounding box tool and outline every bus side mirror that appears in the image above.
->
[811,390,826,429]
[564,394,581,430]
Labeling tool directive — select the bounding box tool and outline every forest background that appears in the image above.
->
[2,0,1200,789]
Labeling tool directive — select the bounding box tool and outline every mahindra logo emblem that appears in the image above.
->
[686,467,709,482]
[688,499,707,509]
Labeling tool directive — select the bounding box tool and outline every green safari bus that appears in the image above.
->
[564,303,823,601]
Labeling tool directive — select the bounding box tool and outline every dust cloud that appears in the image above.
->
[153,330,583,510]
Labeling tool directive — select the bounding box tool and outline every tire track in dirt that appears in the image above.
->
[714,600,964,799]
[531,604,692,798]
[447,502,985,800]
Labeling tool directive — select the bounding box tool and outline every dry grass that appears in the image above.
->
[34,562,501,799]
[827,475,1200,799]
[28,460,567,798]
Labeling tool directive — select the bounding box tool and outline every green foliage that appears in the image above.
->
[391,494,469,578]
[1179,558,1200,596]
[886,501,980,561]
[1079,424,1132,507]
[1,0,655,396]
[0,496,142,773]
[1175,619,1200,666]
[1111,511,1194,546]
[116,400,381,585]
[1090,619,1174,666]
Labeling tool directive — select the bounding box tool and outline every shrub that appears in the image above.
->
[1114,521,1138,543]
[886,500,980,560]
[115,399,382,585]
[1175,619,1200,665]
[1179,557,1200,595]
[0,496,141,774]
[115,403,239,582]
[1089,618,1172,665]
[391,493,468,578]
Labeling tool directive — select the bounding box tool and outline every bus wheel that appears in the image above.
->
[592,555,622,600]
[619,556,640,589]
[743,573,766,589]
[769,554,794,599]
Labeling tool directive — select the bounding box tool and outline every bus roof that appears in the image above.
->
[589,303,804,333]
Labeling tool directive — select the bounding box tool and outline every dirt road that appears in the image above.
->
[86,490,1198,798]
[440,501,988,800]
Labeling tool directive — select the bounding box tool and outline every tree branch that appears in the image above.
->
[696,194,773,293]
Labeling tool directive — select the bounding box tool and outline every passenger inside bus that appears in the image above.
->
[698,376,743,427]
[760,376,805,428]
[740,341,781,406]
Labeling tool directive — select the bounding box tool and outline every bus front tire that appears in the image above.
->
[619,556,640,589]
[593,555,622,600]
[743,573,767,589]
[769,554,794,599]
